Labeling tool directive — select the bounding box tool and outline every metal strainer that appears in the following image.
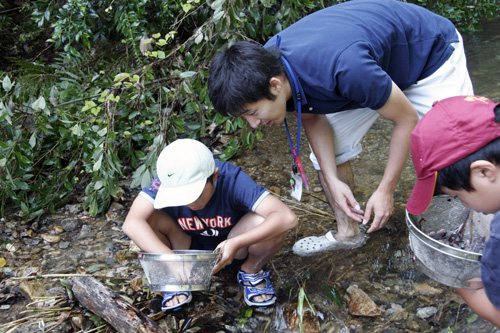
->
[138,250,220,291]
[406,195,492,289]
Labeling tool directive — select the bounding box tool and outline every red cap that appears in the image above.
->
[406,96,500,215]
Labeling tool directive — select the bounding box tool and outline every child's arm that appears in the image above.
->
[122,195,175,254]
[213,194,297,271]
[454,287,500,327]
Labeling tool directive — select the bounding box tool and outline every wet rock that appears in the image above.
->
[129,276,143,292]
[76,224,92,239]
[224,324,240,332]
[41,233,61,243]
[416,306,438,319]
[71,314,84,329]
[66,203,83,215]
[346,284,381,317]
[321,320,351,332]
[52,225,64,234]
[386,304,408,322]
[161,315,178,331]
[282,303,321,332]
[24,229,37,238]
[414,283,442,296]
[105,202,127,222]
[20,266,42,277]
[59,218,82,232]
[18,280,48,307]
[405,313,421,331]
[115,249,137,265]
[6,243,16,253]
[59,241,71,249]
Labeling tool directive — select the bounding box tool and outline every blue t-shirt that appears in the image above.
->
[264,0,458,114]
[481,212,500,309]
[140,160,269,248]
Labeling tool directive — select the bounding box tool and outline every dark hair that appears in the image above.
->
[207,174,214,184]
[208,41,285,117]
[436,105,500,192]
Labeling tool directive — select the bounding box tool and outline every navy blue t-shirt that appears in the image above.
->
[265,0,458,114]
[140,160,269,249]
[481,212,500,309]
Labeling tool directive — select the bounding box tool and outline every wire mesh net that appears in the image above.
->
[407,195,492,289]
[138,250,219,291]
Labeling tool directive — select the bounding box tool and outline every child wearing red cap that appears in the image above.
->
[123,139,297,311]
[406,96,500,327]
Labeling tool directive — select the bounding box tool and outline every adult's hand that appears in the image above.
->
[363,188,394,233]
[328,176,365,222]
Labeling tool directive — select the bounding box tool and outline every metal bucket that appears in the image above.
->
[406,195,492,289]
[138,250,219,291]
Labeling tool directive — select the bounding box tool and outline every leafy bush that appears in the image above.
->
[408,0,499,31]
[0,0,498,220]
[0,0,333,219]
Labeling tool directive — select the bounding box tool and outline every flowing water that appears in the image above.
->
[2,16,500,333]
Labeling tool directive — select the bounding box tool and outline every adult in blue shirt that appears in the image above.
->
[208,0,473,255]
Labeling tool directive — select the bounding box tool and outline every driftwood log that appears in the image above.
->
[72,276,166,333]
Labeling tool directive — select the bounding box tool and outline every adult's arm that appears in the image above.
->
[301,112,365,222]
[122,195,175,254]
[365,81,418,232]
[455,287,500,327]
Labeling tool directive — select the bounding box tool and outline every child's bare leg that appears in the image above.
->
[148,210,192,307]
[147,210,192,250]
[227,212,285,302]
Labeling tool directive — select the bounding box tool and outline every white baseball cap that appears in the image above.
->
[154,139,215,209]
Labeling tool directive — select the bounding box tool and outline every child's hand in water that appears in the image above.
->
[212,239,240,275]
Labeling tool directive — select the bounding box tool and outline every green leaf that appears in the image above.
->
[213,9,225,22]
[82,100,96,112]
[466,313,478,324]
[298,287,305,331]
[114,73,130,82]
[187,122,201,130]
[141,169,151,188]
[29,133,36,148]
[97,128,107,136]
[31,96,46,110]
[180,71,197,79]
[211,0,225,10]
[71,124,83,136]
[157,51,166,59]
[322,284,343,307]
[93,155,103,172]
[2,76,12,92]
[94,180,105,190]
[13,179,29,190]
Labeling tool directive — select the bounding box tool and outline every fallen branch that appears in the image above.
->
[72,276,166,333]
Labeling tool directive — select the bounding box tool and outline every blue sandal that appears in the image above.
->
[161,291,192,312]
[237,270,276,307]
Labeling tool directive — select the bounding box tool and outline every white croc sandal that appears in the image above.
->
[293,230,367,256]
